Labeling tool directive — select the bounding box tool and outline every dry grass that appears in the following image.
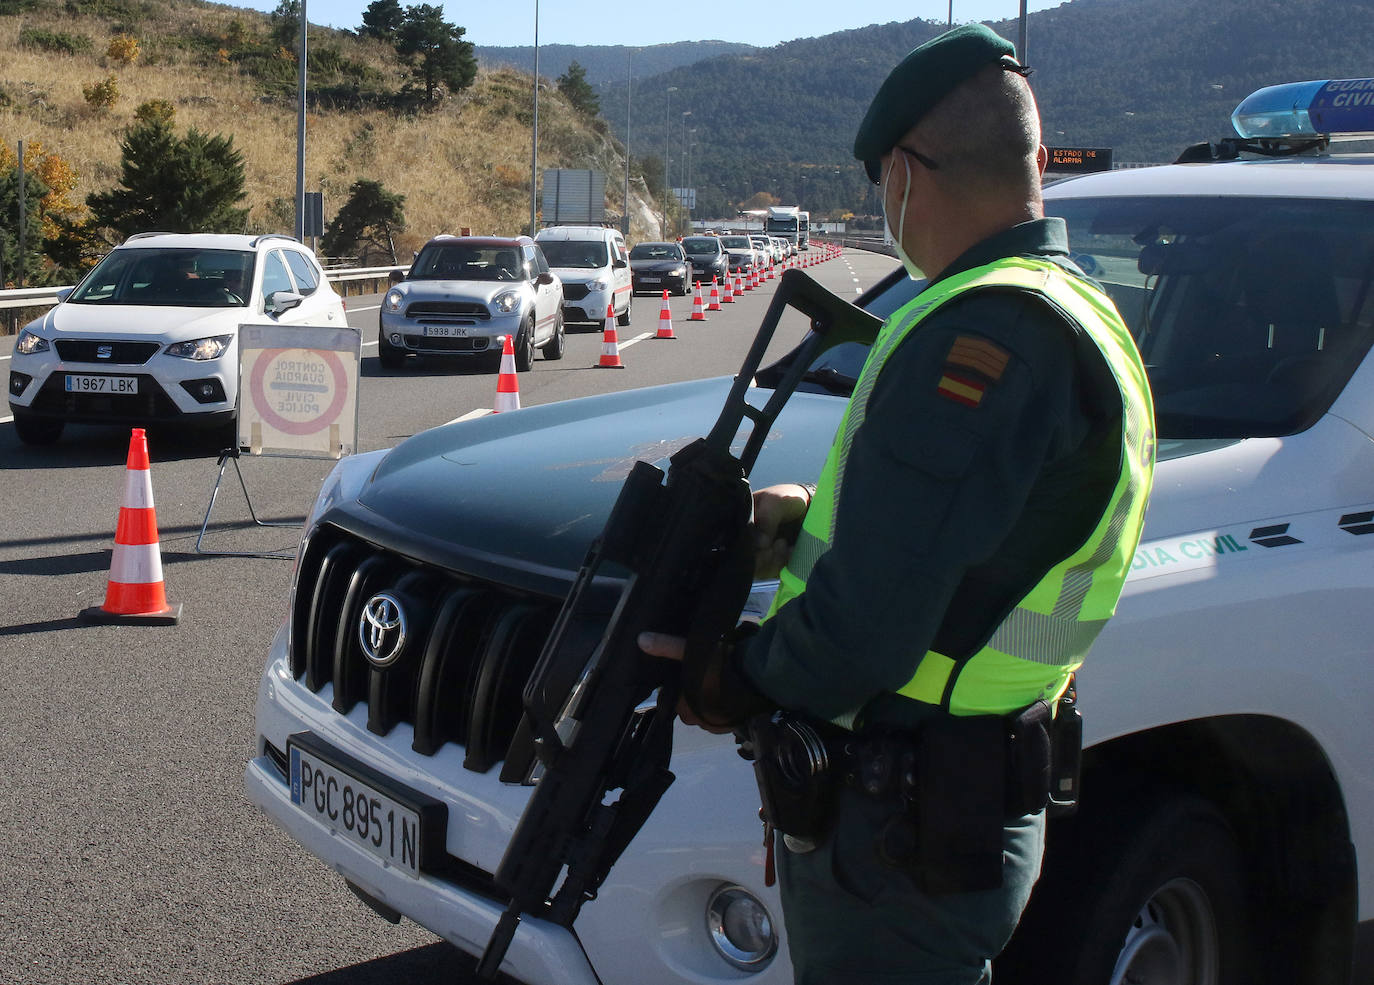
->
[0,0,639,262]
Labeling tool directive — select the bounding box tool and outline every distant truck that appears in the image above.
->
[799,209,810,250]
[763,205,801,252]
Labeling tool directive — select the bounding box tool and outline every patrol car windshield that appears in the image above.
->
[69,248,255,307]
[1050,196,1374,438]
[539,241,609,268]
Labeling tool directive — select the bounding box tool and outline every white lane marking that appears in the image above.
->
[349,304,380,313]
[443,408,493,425]
[0,413,12,424]
[618,332,654,349]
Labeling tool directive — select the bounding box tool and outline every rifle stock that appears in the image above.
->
[476,271,883,980]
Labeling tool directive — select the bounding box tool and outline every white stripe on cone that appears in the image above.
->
[123,466,155,509]
[110,541,165,585]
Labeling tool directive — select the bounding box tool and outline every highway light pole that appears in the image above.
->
[294,0,307,242]
[623,49,633,236]
[530,0,540,235]
[664,86,677,185]
[680,110,691,229]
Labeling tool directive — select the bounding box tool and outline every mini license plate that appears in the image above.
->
[424,325,468,338]
[288,734,446,878]
[65,374,138,394]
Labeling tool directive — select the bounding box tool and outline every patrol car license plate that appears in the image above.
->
[65,374,138,394]
[289,736,433,877]
[424,326,468,337]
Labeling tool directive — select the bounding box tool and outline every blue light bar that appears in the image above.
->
[1233,79,1374,139]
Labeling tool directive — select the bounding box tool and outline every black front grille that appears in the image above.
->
[405,301,490,319]
[55,340,161,364]
[402,334,491,352]
[31,374,182,420]
[561,283,590,301]
[290,526,570,771]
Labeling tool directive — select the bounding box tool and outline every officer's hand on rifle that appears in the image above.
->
[751,483,813,579]
[638,632,739,735]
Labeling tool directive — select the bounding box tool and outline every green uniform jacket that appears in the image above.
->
[739,218,1132,730]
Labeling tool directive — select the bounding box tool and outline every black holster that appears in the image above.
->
[746,712,838,841]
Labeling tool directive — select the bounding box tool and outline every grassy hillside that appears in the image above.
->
[0,0,642,269]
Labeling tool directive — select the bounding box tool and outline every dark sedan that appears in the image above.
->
[629,242,691,296]
[681,235,730,286]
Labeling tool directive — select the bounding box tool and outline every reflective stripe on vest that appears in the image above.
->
[765,257,1155,720]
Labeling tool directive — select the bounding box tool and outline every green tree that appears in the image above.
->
[396,4,476,106]
[322,179,406,264]
[270,0,301,53]
[557,60,600,118]
[86,120,249,239]
[359,0,404,42]
[0,165,48,287]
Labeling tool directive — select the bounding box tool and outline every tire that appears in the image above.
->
[514,322,534,372]
[616,297,632,327]
[378,329,406,369]
[997,784,1251,985]
[13,412,64,445]
[542,313,565,361]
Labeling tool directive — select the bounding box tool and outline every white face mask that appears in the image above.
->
[882,152,922,280]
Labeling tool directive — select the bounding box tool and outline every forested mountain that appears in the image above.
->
[475,41,756,88]
[596,0,1374,218]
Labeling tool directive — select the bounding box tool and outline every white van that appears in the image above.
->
[534,226,633,326]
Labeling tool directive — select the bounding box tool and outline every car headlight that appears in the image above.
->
[587,279,608,292]
[706,885,778,971]
[493,291,520,314]
[165,335,233,360]
[673,265,686,275]
[15,330,50,355]
[384,289,404,312]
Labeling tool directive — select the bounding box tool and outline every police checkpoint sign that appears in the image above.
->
[238,324,362,458]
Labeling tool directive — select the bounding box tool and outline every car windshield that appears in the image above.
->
[539,240,609,268]
[788,195,1374,440]
[411,244,525,281]
[68,248,254,307]
[631,243,681,260]
[682,238,721,256]
[720,236,751,249]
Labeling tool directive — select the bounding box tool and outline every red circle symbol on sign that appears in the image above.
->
[248,348,349,436]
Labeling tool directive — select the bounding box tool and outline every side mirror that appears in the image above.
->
[55,287,74,303]
[536,272,556,286]
[389,269,406,284]
[268,290,304,315]
[613,256,628,269]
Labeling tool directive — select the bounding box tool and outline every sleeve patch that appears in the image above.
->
[946,335,1010,381]
[937,371,986,407]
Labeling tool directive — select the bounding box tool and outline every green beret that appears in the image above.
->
[853,24,1019,175]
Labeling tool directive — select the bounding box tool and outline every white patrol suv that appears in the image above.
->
[7,232,344,447]
[247,81,1374,985]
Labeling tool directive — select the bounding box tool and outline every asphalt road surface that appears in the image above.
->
[0,249,897,985]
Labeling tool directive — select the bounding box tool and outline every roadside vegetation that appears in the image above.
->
[0,0,649,289]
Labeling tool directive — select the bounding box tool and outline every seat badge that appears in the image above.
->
[97,344,113,359]
[360,593,407,667]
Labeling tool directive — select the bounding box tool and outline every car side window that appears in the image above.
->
[260,251,294,307]
[283,250,320,294]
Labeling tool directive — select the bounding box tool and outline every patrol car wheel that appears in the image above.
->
[13,411,64,446]
[997,785,1251,985]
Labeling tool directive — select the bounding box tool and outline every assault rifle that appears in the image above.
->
[477,269,883,980]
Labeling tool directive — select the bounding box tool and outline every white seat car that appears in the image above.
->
[247,80,1374,985]
[7,232,345,446]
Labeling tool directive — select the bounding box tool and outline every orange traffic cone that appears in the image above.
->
[689,282,706,322]
[722,274,735,303]
[707,277,722,311]
[80,428,181,625]
[657,290,678,338]
[494,334,521,412]
[766,260,775,281]
[597,303,625,368]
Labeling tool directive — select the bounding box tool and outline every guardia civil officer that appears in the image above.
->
[642,24,1155,984]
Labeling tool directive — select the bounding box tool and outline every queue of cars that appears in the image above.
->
[6,224,796,446]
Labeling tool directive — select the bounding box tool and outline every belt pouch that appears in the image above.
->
[915,713,1006,894]
[1004,699,1052,818]
[748,712,836,840]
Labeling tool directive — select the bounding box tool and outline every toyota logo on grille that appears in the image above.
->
[359,593,407,668]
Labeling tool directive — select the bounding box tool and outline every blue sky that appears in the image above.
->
[238,0,1067,48]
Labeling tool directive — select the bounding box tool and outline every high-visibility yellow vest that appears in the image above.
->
[765,257,1155,718]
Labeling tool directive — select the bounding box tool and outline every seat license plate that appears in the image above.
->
[289,737,437,877]
[640,276,660,283]
[66,374,138,394]
[424,326,468,337]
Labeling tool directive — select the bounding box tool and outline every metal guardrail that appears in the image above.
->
[0,265,405,316]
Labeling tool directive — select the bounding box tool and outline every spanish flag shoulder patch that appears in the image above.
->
[937,335,1010,408]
